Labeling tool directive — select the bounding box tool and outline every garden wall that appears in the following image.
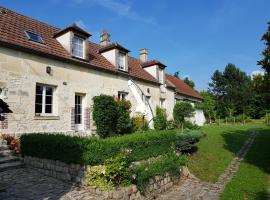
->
[24,156,189,200]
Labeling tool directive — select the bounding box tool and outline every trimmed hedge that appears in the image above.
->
[21,130,202,165]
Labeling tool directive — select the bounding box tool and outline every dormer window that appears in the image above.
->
[72,35,84,58]
[118,52,126,71]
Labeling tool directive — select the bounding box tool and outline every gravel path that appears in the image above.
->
[156,131,258,200]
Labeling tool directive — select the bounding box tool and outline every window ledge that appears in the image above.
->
[34,115,60,120]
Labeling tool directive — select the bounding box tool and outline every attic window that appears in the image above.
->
[25,31,44,44]
[72,35,84,58]
[118,52,126,71]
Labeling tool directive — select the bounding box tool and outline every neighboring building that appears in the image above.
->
[0,7,203,135]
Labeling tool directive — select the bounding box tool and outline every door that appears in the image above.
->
[75,94,83,131]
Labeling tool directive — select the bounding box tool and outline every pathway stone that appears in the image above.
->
[156,131,258,200]
[0,167,105,200]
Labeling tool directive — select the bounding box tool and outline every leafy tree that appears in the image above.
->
[195,91,215,123]
[183,77,195,89]
[174,71,180,78]
[258,21,270,75]
[154,106,167,130]
[116,100,132,134]
[173,102,194,132]
[92,95,118,137]
[209,63,252,117]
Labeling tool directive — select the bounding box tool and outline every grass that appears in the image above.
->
[187,124,267,182]
[220,127,270,200]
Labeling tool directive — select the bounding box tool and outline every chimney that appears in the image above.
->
[100,30,110,47]
[139,48,148,62]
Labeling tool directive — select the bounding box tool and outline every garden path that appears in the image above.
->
[156,131,258,200]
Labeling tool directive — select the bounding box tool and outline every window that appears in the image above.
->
[35,84,54,115]
[75,95,82,124]
[72,36,84,58]
[118,91,127,101]
[118,52,126,71]
[160,98,165,108]
[158,69,164,84]
[25,31,44,44]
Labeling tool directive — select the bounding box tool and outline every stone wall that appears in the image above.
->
[24,156,185,200]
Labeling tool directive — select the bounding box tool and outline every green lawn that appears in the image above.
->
[187,124,267,182]
[220,127,270,200]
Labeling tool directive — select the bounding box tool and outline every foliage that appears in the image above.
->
[173,102,194,129]
[174,71,180,78]
[183,77,195,89]
[174,130,202,152]
[20,130,202,166]
[116,100,132,134]
[209,63,252,117]
[166,120,177,130]
[1,134,14,145]
[92,95,118,137]
[196,91,216,123]
[258,21,270,75]
[85,153,131,190]
[154,106,167,130]
[131,115,148,131]
[132,152,186,193]
[183,120,199,130]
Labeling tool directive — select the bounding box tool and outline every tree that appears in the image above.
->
[92,95,118,137]
[183,77,195,89]
[174,71,180,78]
[258,21,270,75]
[195,91,215,123]
[208,63,252,117]
[154,106,167,130]
[116,100,132,134]
[173,102,194,132]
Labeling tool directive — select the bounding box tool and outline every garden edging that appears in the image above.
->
[24,156,188,200]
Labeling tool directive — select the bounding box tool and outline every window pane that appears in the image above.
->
[46,87,53,96]
[72,36,83,58]
[35,104,42,113]
[35,94,42,104]
[26,31,44,43]
[46,96,52,104]
[36,85,43,95]
[45,105,52,113]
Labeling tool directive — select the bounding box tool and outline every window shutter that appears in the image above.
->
[0,114,8,129]
[71,107,75,130]
[84,107,90,130]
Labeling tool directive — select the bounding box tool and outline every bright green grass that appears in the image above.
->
[220,127,270,200]
[187,125,267,182]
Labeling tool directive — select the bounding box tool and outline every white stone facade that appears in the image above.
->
[0,47,175,135]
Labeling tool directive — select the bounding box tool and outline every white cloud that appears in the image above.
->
[73,0,155,24]
[251,70,264,79]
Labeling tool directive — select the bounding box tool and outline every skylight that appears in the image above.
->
[25,31,44,44]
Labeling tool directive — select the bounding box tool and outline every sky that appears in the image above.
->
[1,0,270,91]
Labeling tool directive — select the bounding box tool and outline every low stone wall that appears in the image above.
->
[24,156,187,200]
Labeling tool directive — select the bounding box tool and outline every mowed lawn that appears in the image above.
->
[220,127,270,200]
[187,124,268,182]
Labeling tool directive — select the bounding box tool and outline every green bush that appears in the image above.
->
[85,153,131,190]
[131,115,149,131]
[166,120,177,130]
[183,120,199,130]
[21,130,203,166]
[116,100,132,134]
[93,95,118,137]
[154,106,167,130]
[173,102,194,130]
[132,152,186,193]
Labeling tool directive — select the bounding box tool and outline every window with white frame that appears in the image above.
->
[118,52,126,71]
[35,84,55,115]
[158,69,164,84]
[72,36,84,58]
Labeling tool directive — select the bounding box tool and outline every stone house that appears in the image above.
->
[0,7,203,135]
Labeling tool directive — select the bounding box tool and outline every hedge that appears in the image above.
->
[21,130,202,166]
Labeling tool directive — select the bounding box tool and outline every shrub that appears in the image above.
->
[131,115,149,131]
[116,100,132,134]
[92,95,118,137]
[85,153,131,190]
[174,130,202,152]
[154,106,167,130]
[132,152,186,193]
[183,120,199,130]
[173,102,195,131]
[20,130,203,166]
[1,134,14,145]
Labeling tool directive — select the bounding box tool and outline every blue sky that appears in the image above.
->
[1,0,270,91]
